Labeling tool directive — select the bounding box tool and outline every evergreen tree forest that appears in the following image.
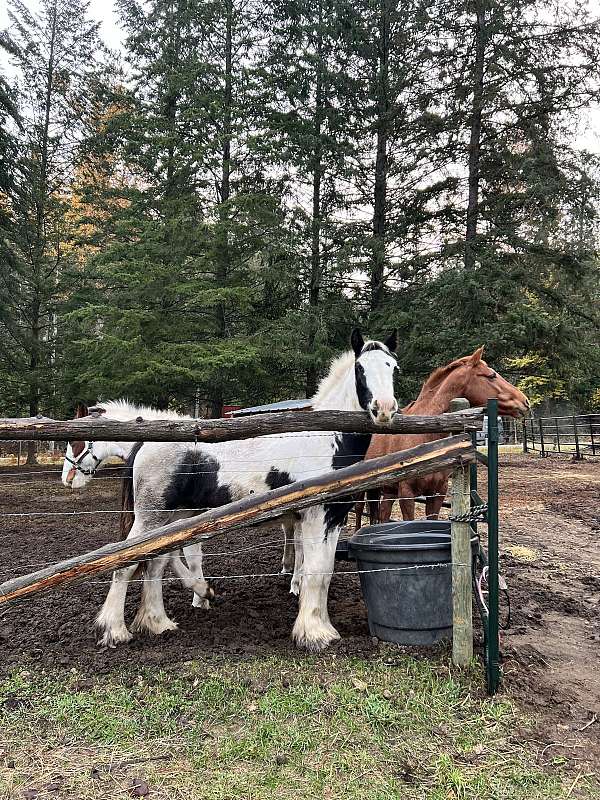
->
[1,0,599,423]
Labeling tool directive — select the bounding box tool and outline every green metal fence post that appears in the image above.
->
[573,416,581,460]
[539,419,546,457]
[522,421,528,453]
[487,399,500,694]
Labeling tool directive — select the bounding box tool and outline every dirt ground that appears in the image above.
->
[1,453,599,771]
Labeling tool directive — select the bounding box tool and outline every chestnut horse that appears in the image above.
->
[355,347,530,526]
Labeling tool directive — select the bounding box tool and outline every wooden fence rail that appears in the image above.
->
[0,408,484,443]
[0,434,475,606]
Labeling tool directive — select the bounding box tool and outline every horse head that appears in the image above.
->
[457,347,530,418]
[351,328,399,424]
[61,402,105,489]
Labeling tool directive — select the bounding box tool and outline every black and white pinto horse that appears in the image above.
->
[61,401,213,609]
[96,329,398,652]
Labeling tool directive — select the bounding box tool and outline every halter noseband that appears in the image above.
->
[65,444,102,477]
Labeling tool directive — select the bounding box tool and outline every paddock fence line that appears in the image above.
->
[0,403,501,693]
[522,413,600,458]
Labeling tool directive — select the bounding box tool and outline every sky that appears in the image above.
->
[1,0,598,153]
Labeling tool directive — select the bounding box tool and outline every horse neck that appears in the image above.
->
[93,440,133,462]
[409,369,467,416]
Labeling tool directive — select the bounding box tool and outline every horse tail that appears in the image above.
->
[120,442,144,540]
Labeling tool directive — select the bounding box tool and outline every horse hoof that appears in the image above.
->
[292,620,340,652]
[95,626,133,649]
[131,613,179,636]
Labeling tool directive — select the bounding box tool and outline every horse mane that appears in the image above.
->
[96,399,191,421]
[417,356,471,398]
[311,351,355,406]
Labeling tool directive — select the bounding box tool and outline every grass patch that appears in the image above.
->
[0,656,595,799]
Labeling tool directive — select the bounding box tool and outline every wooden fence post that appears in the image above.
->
[449,398,473,666]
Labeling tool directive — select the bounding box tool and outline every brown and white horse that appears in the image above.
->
[355,347,529,526]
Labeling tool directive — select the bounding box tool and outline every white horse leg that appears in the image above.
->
[181,543,214,608]
[166,549,213,608]
[281,516,295,574]
[95,520,146,647]
[292,508,340,651]
[290,523,304,596]
[131,554,178,636]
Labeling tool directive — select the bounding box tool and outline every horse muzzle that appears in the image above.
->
[369,399,398,425]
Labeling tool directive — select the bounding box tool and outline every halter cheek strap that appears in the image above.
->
[65,445,102,477]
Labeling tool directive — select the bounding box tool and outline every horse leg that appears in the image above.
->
[368,487,380,525]
[398,494,416,520]
[95,520,145,647]
[281,516,295,574]
[426,478,449,519]
[378,485,398,523]
[131,554,178,636]
[170,544,214,608]
[290,521,304,596]
[292,508,339,651]
[354,496,364,530]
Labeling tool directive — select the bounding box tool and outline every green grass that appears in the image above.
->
[0,656,595,799]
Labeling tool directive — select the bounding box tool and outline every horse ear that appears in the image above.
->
[470,346,485,364]
[384,329,397,353]
[351,328,364,357]
[74,402,88,418]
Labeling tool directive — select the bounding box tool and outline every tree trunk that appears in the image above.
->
[306,0,324,398]
[26,1,58,465]
[371,0,391,313]
[464,0,486,271]
[211,0,233,418]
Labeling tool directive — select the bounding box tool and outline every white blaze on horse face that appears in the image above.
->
[357,349,398,424]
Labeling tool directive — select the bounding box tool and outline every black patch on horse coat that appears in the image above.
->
[355,362,373,411]
[266,467,293,490]
[163,450,232,511]
[324,433,372,531]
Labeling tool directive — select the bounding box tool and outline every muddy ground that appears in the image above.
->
[1,453,599,769]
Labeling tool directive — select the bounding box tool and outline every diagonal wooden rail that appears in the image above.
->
[0,408,484,443]
[0,434,475,606]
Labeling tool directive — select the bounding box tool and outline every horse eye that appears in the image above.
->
[488,371,497,379]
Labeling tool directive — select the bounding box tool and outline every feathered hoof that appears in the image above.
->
[292,619,340,652]
[131,611,179,636]
[95,621,133,649]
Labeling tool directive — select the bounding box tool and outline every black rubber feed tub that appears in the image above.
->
[347,520,478,646]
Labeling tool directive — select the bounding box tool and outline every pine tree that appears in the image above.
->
[68,0,295,413]
[0,0,102,459]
